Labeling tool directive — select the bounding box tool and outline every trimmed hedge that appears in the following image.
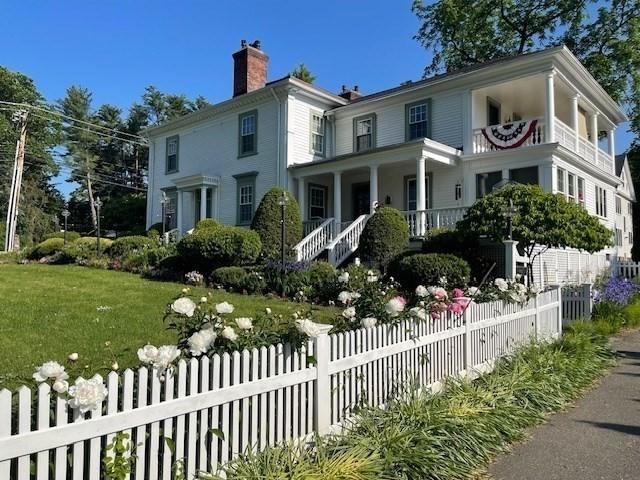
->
[210,266,248,290]
[359,207,409,269]
[43,231,81,242]
[251,187,302,260]
[195,219,220,231]
[108,235,158,258]
[30,238,65,259]
[306,261,339,301]
[176,226,262,273]
[393,252,471,290]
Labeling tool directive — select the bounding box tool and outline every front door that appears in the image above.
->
[352,183,370,218]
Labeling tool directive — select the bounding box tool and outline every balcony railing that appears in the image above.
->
[402,207,468,237]
[473,118,545,154]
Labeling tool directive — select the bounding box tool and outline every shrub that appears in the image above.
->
[263,260,310,297]
[57,237,114,264]
[176,226,262,273]
[240,271,267,294]
[251,187,303,260]
[306,261,339,301]
[195,219,220,231]
[359,207,409,270]
[211,266,248,291]
[29,238,65,259]
[108,235,158,258]
[393,253,471,290]
[147,222,164,234]
[43,231,81,242]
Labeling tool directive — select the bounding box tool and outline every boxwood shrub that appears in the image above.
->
[393,253,471,290]
[306,261,339,301]
[210,266,248,290]
[177,226,262,273]
[29,238,66,259]
[43,231,81,242]
[359,207,409,270]
[108,235,158,258]
[195,219,220,231]
[251,187,302,260]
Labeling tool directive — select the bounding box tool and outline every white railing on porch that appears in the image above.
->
[554,118,577,151]
[303,219,325,236]
[0,288,562,479]
[326,214,369,266]
[403,207,468,237]
[294,218,336,262]
[473,117,545,154]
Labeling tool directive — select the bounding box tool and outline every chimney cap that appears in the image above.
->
[250,40,261,50]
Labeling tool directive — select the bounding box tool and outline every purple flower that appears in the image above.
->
[596,276,638,305]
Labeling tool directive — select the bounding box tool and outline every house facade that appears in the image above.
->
[145,41,630,268]
[614,154,636,259]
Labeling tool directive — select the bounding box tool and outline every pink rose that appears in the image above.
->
[452,288,464,298]
[448,302,464,314]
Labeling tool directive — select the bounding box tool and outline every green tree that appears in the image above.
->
[250,187,302,261]
[412,0,640,135]
[359,207,409,270]
[457,184,612,282]
[291,64,317,84]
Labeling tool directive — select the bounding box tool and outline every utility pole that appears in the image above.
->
[4,110,28,252]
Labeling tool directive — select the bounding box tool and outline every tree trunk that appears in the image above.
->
[86,170,97,229]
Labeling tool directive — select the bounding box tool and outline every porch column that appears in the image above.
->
[570,93,580,151]
[176,190,183,233]
[416,156,427,236]
[544,70,556,142]
[200,187,207,221]
[590,112,599,164]
[333,172,342,224]
[369,165,379,213]
[298,177,306,221]
[608,128,615,158]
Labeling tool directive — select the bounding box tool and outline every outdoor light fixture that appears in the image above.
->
[61,208,70,245]
[455,183,462,200]
[278,193,288,297]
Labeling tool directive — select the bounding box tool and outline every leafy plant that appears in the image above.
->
[103,432,136,480]
[359,207,409,270]
[392,252,471,290]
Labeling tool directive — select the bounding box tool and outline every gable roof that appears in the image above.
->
[615,153,626,177]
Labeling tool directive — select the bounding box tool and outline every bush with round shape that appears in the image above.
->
[43,231,81,243]
[306,261,339,301]
[108,235,158,258]
[177,225,262,273]
[147,222,164,234]
[251,187,302,260]
[210,266,248,291]
[57,237,114,265]
[395,253,471,290]
[29,238,65,259]
[359,207,409,270]
[240,270,267,294]
[195,219,220,231]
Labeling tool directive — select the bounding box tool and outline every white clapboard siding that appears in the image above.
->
[0,288,562,478]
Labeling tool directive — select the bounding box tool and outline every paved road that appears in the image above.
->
[489,329,640,480]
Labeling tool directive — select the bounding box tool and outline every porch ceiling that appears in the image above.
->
[289,138,461,177]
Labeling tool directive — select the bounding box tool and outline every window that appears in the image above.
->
[476,171,502,199]
[353,114,376,152]
[406,177,417,210]
[406,100,430,140]
[556,168,565,194]
[487,98,501,125]
[310,113,325,155]
[510,166,539,186]
[577,177,585,207]
[308,185,327,219]
[628,202,633,215]
[238,110,257,156]
[567,173,575,202]
[616,197,622,214]
[595,186,607,218]
[630,231,634,245]
[233,172,258,225]
[166,136,179,173]
[194,188,213,223]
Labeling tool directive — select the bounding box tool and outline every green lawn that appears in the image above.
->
[0,264,338,390]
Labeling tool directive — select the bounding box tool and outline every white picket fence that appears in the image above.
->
[561,283,593,324]
[613,260,640,279]
[0,288,561,479]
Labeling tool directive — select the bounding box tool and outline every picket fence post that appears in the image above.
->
[556,285,562,336]
[313,324,334,434]
[534,293,540,341]
[463,307,472,375]
[584,283,593,320]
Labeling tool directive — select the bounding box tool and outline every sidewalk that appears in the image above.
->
[489,329,640,480]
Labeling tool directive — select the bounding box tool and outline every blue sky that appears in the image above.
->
[0,1,634,196]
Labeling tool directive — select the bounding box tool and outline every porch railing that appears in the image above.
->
[473,117,545,154]
[326,214,370,266]
[303,219,325,236]
[402,207,468,237]
[557,118,614,174]
[294,218,336,262]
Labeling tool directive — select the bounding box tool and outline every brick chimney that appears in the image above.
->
[233,40,268,97]
[338,85,362,101]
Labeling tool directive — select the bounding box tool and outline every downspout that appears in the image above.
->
[146,137,155,229]
[270,88,282,187]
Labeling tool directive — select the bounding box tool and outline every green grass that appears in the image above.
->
[0,264,338,390]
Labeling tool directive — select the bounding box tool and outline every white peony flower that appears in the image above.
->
[181,288,189,294]
[171,297,197,317]
[33,361,69,383]
[52,379,69,393]
[235,317,254,330]
[439,276,448,286]
[111,362,119,371]
[338,272,350,283]
[409,306,428,320]
[221,326,238,341]
[187,329,217,356]
[137,344,159,364]
[265,307,272,315]
[200,296,208,303]
[385,297,406,317]
[428,286,448,300]
[338,291,353,305]
[415,285,428,297]
[494,278,509,292]
[467,286,480,296]
[68,352,79,362]
[342,306,356,319]
[68,375,108,413]
[216,301,235,314]
[515,283,527,294]
[366,271,378,282]
[361,317,377,329]
[155,345,181,369]
[295,319,322,337]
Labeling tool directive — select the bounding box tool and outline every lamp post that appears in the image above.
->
[504,198,517,240]
[61,209,70,245]
[278,192,288,297]
[95,197,103,255]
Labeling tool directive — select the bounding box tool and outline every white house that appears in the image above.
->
[614,154,636,259]
[145,40,631,274]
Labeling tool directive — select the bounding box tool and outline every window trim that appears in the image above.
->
[595,185,608,218]
[577,176,585,207]
[556,167,566,194]
[352,113,377,153]
[233,171,258,225]
[405,99,432,142]
[238,109,258,158]
[307,183,328,219]
[309,111,325,156]
[165,135,179,174]
[403,173,433,210]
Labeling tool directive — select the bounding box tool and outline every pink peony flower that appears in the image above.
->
[448,302,464,314]
[452,288,465,298]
